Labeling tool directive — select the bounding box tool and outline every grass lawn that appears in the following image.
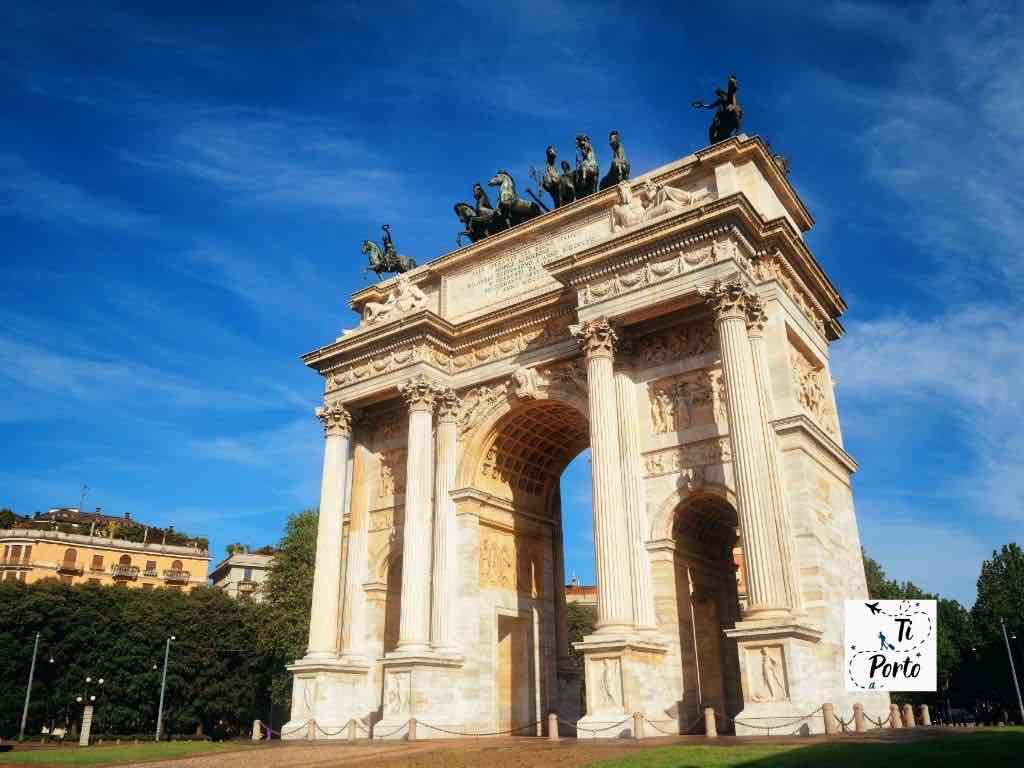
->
[0,741,256,765]
[590,727,1024,767]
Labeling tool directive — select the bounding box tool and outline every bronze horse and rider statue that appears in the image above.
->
[363,224,417,280]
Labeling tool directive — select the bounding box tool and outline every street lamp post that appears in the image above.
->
[1000,619,1024,724]
[155,636,175,742]
[75,676,104,746]
[18,632,40,741]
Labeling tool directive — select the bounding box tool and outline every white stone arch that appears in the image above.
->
[455,374,590,492]
[648,481,738,543]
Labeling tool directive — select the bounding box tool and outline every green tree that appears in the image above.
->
[257,509,318,710]
[0,508,16,528]
[970,544,1024,718]
[565,601,596,667]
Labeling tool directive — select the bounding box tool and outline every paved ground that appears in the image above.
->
[129,729,947,768]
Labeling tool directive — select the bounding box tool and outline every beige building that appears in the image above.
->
[284,136,887,739]
[0,528,210,591]
[210,552,274,601]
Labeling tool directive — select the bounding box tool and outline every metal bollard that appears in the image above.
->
[307,719,316,740]
[901,703,915,729]
[853,703,865,733]
[889,704,901,729]
[919,704,931,727]
[548,713,559,741]
[408,718,416,742]
[348,719,357,741]
[632,712,643,740]
[823,703,836,735]
[704,707,718,738]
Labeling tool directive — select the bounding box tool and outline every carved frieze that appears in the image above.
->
[329,340,449,390]
[635,321,716,369]
[648,368,726,434]
[457,382,510,436]
[378,448,407,497]
[579,233,737,307]
[752,253,828,336]
[642,436,732,478]
[479,528,543,598]
[361,275,427,326]
[790,343,838,437]
[369,508,396,533]
[451,314,571,372]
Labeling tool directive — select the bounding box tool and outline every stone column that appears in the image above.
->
[339,436,371,661]
[307,401,353,659]
[396,375,439,653]
[613,354,658,630]
[745,296,802,612]
[571,317,633,632]
[700,280,788,616]
[430,388,460,653]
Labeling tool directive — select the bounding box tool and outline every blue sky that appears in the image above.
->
[2,1,1021,606]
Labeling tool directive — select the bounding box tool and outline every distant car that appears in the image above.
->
[948,708,975,726]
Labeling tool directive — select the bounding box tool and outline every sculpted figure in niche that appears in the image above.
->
[650,387,677,434]
[513,367,539,399]
[760,648,788,701]
[601,659,620,707]
[610,182,646,233]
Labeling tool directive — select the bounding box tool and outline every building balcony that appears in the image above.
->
[111,564,140,580]
[143,568,159,577]
[0,558,32,570]
[163,569,190,584]
[57,561,84,575]
[237,580,257,594]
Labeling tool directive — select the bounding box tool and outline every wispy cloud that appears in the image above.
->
[0,155,153,233]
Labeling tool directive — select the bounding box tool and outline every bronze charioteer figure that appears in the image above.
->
[692,74,742,145]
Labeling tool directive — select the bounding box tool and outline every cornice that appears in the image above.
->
[772,413,857,474]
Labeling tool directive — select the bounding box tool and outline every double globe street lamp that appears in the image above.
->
[75,676,104,746]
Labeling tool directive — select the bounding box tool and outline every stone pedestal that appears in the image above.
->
[374,656,466,739]
[574,635,671,739]
[281,660,370,740]
[724,620,823,735]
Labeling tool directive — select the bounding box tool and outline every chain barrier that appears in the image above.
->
[833,713,855,733]
[354,718,371,734]
[314,722,347,737]
[371,721,409,739]
[640,714,682,736]
[278,721,311,737]
[559,716,633,735]
[714,706,823,736]
[865,713,890,730]
[417,719,543,737]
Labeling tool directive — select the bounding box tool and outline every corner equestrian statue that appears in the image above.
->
[574,134,599,197]
[362,224,417,280]
[531,145,564,209]
[692,74,743,145]
[488,169,542,230]
[599,130,630,190]
[454,182,504,245]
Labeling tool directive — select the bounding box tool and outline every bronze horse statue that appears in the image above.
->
[488,169,542,230]
[362,224,416,280]
[454,183,506,245]
[693,74,743,145]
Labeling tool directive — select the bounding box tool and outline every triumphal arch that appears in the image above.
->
[284,136,887,738]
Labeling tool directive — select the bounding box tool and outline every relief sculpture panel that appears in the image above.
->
[648,367,727,434]
[479,527,543,598]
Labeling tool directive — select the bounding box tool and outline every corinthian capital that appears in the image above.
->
[699,277,755,323]
[435,387,461,421]
[744,293,768,335]
[316,401,352,437]
[399,374,443,411]
[570,317,618,359]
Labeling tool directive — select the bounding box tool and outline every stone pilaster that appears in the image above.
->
[306,401,352,658]
[571,317,632,632]
[339,436,371,661]
[430,388,460,653]
[613,349,658,630]
[745,295,803,612]
[396,375,440,654]
[700,279,788,617]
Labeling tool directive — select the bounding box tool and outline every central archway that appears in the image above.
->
[458,394,591,735]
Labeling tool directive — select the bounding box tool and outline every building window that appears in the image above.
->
[172,560,183,570]
[4,572,17,582]
[243,567,253,581]
[63,548,77,565]
[119,554,132,566]
[18,572,26,582]
[2,545,7,561]
[91,554,104,572]
[142,583,154,590]
[145,560,157,575]
[23,545,31,563]
[11,545,22,562]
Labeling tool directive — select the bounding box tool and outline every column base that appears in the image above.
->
[283,658,371,740]
[573,632,673,739]
[724,618,824,736]
[374,652,466,740]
